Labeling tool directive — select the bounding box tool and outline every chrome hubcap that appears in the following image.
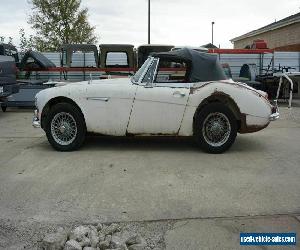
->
[59,125,66,134]
[202,112,231,147]
[51,112,77,146]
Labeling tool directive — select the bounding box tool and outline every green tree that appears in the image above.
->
[19,28,35,53]
[0,36,14,45]
[8,37,13,45]
[28,0,97,52]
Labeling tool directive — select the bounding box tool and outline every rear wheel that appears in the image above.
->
[194,103,237,153]
[45,103,86,151]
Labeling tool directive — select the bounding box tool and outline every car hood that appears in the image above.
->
[55,77,132,87]
[36,77,133,105]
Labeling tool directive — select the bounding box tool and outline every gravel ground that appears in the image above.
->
[0,219,174,249]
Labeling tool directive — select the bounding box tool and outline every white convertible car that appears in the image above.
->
[33,48,279,153]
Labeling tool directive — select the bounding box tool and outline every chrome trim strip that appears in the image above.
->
[87,97,109,102]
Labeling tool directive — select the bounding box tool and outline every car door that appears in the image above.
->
[127,58,190,135]
[84,78,138,136]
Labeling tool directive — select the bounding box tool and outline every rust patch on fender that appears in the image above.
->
[210,90,232,98]
[190,82,212,94]
[190,80,247,95]
[191,83,270,134]
[239,113,269,133]
[126,132,178,137]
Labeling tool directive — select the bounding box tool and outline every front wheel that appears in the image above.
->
[194,103,237,153]
[45,103,86,151]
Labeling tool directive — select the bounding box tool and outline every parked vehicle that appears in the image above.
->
[0,43,20,66]
[99,44,135,78]
[0,55,19,111]
[172,46,208,52]
[137,44,174,67]
[61,44,99,68]
[33,48,279,153]
[0,43,58,108]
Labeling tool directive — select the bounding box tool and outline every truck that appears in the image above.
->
[0,51,19,111]
[0,43,57,110]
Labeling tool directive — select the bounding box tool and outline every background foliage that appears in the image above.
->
[28,0,97,51]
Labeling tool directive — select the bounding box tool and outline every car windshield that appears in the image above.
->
[132,58,151,83]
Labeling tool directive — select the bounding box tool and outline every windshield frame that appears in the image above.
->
[131,57,153,84]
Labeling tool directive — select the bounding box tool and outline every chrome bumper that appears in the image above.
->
[32,109,41,128]
[270,112,280,121]
[269,100,279,121]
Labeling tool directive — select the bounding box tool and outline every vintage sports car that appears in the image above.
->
[33,48,279,153]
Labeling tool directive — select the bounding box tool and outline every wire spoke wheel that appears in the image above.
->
[202,112,231,147]
[50,112,77,146]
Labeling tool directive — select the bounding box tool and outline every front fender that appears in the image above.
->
[35,84,87,125]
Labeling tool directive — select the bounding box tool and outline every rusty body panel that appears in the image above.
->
[239,113,270,133]
[179,80,273,136]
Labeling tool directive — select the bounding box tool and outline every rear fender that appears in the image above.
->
[179,81,272,135]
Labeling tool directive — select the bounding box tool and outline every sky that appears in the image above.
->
[0,0,299,49]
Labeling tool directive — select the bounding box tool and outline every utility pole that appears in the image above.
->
[148,0,151,44]
[211,21,215,45]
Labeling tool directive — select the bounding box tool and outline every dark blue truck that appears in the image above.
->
[0,44,20,111]
[0,56,19,111]
[0,43,58,110]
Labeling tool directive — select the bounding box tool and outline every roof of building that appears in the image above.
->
[231,12,300,42]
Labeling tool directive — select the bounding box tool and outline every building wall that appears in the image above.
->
[233,22,300,51]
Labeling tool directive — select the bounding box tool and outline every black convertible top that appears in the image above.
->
[153,48,227,82]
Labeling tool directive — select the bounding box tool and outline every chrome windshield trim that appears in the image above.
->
[131,57,154,85]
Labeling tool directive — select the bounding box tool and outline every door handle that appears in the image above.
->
[87,97,109,102]
[173,91,186,97]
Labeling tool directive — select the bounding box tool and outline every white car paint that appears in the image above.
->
[127,84,190,135]
[35,57,277,137]
[84,78,137,135]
